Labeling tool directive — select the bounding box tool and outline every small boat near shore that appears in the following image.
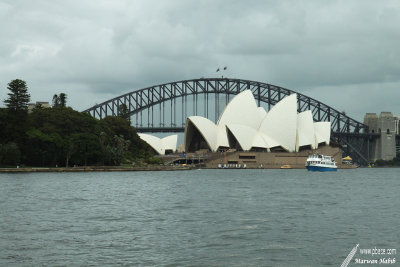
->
[305,154,337,172]
[280,164,292,169]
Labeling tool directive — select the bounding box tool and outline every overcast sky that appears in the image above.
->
[1,0,399,122]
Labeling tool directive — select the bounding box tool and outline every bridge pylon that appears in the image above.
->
[364,112,397,161]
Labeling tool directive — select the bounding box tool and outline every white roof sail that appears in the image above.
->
[216,126,230,149]
[162,135,178,152]
[226,125,286,151]
[226,124,263,151]
[259,94,298,152]
[217,90,261,129]
[138,133,163,154]
[296,110,316,151]
[183,90,332,153]
[260,133,281,149]
[257,107,267,125]
[184,116,218,151]
[139,133,177,155]
[314,122,331,146]
[252,132,268,149]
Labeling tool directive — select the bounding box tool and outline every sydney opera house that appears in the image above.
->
[138,90,339,168]
[184,90,331,153]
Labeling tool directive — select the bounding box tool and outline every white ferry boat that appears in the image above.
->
[305,154,337,172]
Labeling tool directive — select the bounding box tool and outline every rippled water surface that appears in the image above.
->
[1,169,399,266]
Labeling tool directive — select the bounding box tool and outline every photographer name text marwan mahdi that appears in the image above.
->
[354,257,396,264]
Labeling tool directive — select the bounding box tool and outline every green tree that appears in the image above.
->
[118,104,130,122]
[52,93,67,107]
[0,108,7,142]
[52,94,60,107]
[1,84,156,167]
[26,107,102,166]
[65,136,77,167]
[69,133,103,166]
[59,93,67,107]
[107,135,131,165]
[100,116,160,164]
[25,127,61,166]
[0,143,20,166]
[4,79,30,112]
[3,79,31,150]
[34,102,43,110]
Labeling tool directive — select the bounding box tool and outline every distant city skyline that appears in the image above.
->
[1,0,400,122]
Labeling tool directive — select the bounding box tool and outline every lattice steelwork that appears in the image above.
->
[83,78,367,133]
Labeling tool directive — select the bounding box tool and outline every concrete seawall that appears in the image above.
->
[0,165,195,173]
[203,146,349,169]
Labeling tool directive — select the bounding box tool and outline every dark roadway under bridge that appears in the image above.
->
[83,78,381,165]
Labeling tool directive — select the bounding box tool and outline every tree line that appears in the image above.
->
[0,79,160,167]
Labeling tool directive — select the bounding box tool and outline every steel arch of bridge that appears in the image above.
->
[83,78,367,134]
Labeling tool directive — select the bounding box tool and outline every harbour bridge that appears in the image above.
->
[83,78,380,165]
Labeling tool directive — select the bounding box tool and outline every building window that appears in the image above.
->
[239,155,256,159]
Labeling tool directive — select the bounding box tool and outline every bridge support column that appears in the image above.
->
[364,112,396,161]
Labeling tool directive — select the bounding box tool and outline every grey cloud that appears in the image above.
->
[1,0,400,121]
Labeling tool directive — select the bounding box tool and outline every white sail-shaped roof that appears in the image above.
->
[162,135,178,152]
[139,134,162,154]
[296,110,316,151]
[216,125,230,148]
[185,91,263,152]
[226,124,284,151]
[252,133,268,149]
[260,133,281,149]
[258,94,298,152]
[138,133,178,155]
[226,124,265,151]
[218,90,261,129]
[184,116,218,151]
[257,107,267,125]
[314,122,331,146]
[184,116,230,151]
[183,90,332,153]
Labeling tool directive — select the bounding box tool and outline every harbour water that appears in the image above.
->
[0,169,399,266]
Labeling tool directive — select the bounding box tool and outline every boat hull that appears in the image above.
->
[306,165,337,172]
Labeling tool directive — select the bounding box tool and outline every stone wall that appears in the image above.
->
[364,112,396,161]
[205,146,342,169]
